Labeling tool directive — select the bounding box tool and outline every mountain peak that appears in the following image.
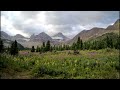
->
[14,34,25,38]
[40,32,46,34]
[53,32,65,37]
[57,32,63,35]
[91,27,104,30]
[30,32,52,42]
[52,32,69,41]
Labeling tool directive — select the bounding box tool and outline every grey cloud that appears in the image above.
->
[20,11,40,18]
[1,11,119,38]
[44,11,119,25]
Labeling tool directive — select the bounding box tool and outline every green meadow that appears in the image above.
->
[0,49,119,79]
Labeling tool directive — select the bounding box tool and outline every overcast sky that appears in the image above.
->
[1,11,119,38]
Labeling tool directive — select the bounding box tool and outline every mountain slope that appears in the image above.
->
[106,19,120,30]
[67,19,119,44]
[11,34,30,42]
[2,39,25,50]
[30,32,52,42]
[52,32,69,43]
[0,31,11,40]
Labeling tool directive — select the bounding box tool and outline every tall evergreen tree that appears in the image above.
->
[0,39,4,53]
[80,39,83,50]
[46,40,50,51]
[77,37,80,50]
[10,40,18,55]
[43,42,45,47]
[36,46,39,52]
[31,46,35,52]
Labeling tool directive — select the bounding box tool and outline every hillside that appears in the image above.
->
[30,32,52,42]
[2,39,25,50]
[67,19,119,45]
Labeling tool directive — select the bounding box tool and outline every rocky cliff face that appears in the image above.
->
[30,32,52,42]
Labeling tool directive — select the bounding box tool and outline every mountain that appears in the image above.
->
[52,32,69,41]
[67,27,105,44]
[106,19,120,30]
[0,31,11,40]
[11,34,30,42]
[67,19,119,44]
[30,32,52,42]
[0,31,30,42]
[1,19,119,48]
[14,34,26,38]
[2,39,25,50]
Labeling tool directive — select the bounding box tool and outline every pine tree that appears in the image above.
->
[36,46,39,52]
[0,39,4,53]
[77,37,80,50]
[72,42,76,50]
[46,40,50,51]
[31,46,35,52]
[42,42,46,52]
[106,36,110,48]
[10,40,18,55]
[80,39,83,50]
[43,42,45,47]
[117,36,120,49]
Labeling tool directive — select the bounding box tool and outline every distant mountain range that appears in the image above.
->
[30,32,53,42]
[0,31,69,48]
[52,32,69,41]
[1,19,119,48]
[66,19,119,44]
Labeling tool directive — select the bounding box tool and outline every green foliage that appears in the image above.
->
[0,39,4,53]
[31,46,35,52]
[36,46,39,52]
[43,42,45,47]
[10,40,18,55]
[72,37,83,50]
[0,49,119,79]
[45,40,51,51]
[83,33,119,50]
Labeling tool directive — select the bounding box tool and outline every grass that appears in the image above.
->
[0,49,119,79]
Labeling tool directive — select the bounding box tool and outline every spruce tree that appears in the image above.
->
[36,46,39,52]
[0,39,4,53]
[46,40,50,51]
[31,46,35,52]
[80,39,83,50]
[10,40,18,55]
[77,37,80,50]
[42,42,46,52]
[43,42,45,47]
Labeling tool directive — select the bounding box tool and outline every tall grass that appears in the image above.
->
[0,49,119,79]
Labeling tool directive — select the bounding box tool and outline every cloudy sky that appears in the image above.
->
[1,11,119,38]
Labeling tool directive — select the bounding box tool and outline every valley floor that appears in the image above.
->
[0,49,119,79]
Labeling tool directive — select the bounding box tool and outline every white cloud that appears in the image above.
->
[1,15,29,37]
[1,11,119,38]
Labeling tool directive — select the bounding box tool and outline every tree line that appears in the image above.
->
[0,32,119,55]
[0,39,18,55]
[30,33,119,53]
